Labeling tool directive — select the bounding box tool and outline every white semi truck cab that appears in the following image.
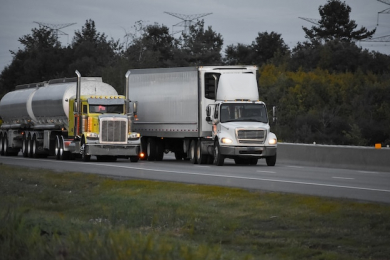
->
[128,65,277,166]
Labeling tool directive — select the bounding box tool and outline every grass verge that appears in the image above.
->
[1,164,389,260]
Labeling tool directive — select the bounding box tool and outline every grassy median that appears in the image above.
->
[0,163,389,260]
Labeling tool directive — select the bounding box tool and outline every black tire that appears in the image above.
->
[249,158,258,165]
[189,139,197,164]
[266,154,276,166]
[22,135,29,157]
[140,137,148,160]
[174,151,183,160]
[81,139,90,162]
[0,134,4,156]
[196,140,208,164]
[155,139,164,161]
[59,136,69,160]
[3,134,9,156]
[31,136,39,158]
[55,135,61,160]
[147,138,156,161]
[213,141,224,166]
[130,156,139,162]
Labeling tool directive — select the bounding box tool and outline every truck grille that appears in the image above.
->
[237,129,266,144]
[100,118,127,143]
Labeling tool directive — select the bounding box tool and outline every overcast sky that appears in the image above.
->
[0,0,389,72]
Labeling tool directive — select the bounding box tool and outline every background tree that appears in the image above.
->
[224,31,289,66]
[0,26,66,97]
[70,19,121,77]
[303,0,375,42]
[180,20,224,65]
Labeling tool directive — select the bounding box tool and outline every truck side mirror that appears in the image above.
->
[133,101,138,115]
[273,106,277,123]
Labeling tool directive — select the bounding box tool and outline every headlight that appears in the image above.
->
[128,132,141,139]
[221,137,233,144]
[268,138,277,145]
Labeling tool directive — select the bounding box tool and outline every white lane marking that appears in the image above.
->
[332,177,354,180]
[4,157,390,194]
[257,170,276,174]
[358,171,379,174]
[286,165,304,169]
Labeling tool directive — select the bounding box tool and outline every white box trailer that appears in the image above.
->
[127,66,277,166]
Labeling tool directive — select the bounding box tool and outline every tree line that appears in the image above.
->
[0,0,389,146]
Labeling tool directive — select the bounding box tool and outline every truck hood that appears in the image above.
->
[221,121,270,130]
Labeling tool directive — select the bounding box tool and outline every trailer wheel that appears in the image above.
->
[140,137,148,160]
[22,135,29,157]
[155,139,164,161]
[266,154,276,166]
[196,140,207,164]
[0,134,4,156]
[130,156,139,162]
[55,136,61,160]
[59,136,69,160]
[2,133,8,156]
[213,141,224,166]
[189,140,197,164]
[147,138,156,161]
[31,135,39,158]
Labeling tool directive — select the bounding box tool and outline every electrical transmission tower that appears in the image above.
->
[377,0,390,25]
[298,17,319,25]
[164,12,212,35]
[33,21,76,42]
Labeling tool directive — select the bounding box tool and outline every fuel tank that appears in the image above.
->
[0,77,118,129]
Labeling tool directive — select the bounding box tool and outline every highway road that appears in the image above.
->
[1,154,390,204]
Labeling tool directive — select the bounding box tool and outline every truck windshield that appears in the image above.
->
[220,103,268,123]
[89,105,124,114]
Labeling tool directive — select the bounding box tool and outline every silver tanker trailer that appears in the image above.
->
[0,71,141,162]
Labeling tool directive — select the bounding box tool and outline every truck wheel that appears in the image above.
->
[140,137,148,160]
[147,138,156,161]
[59,136,69,160]
[174,151,183,160]
[196,140,207,164]
[266,154,276,166]
[249,158,258,165]
[81,139,90,162]
[0,134,4,156]
[213,141,224,166]
[55,136,61,160]
[189,140,197,164]
[3,134,9,156]
[22,135,29,157]
[155,139,164,161]
[130,156,139,162]
[31,136,39,158]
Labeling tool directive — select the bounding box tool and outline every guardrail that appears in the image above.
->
[277,143,390,172]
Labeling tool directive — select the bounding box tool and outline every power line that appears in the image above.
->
[164,12,212,35]
[33,21,76,43]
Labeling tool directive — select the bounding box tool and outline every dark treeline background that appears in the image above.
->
[1,0,389,146]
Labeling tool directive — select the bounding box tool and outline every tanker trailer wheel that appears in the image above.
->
[55,135,61,160]
[213,140,224,166]
[0,133,4,156]
[81,138,91,162]
[31,135,39,158]
[22,135,29,157]
[189,139,197,164]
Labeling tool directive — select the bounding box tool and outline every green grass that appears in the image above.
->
[1,163,390,260]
